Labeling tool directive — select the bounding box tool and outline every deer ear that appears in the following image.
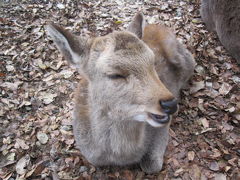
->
[127,12,146,39]
[46,23,90,67]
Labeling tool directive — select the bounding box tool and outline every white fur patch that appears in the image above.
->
[133,113,167,128]
[133,114,147,122]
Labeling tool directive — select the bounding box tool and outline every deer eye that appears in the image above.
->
[107,74,126,79]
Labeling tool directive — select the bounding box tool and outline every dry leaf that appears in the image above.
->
[16,154,30,175]
[188,151,195,161]
[190,81,205,94]
[123,170,134,180]
[6,65,15,71]
[7,152,16,161]
[209,161,219,171]
[189,164,201,180]
[0,81,22,91]
[37,59,47,70]
[219,83,232,95]
[174,168,184,176]
[200,118,209,128]
[16,138,29,150]
[37,132,49,144]
[211,149,221,158]
[40,92,57,105]
[214,173,227,180]
[60,69,74,79]
[57,3,65,9]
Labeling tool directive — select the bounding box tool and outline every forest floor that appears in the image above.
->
[0,0,239,179]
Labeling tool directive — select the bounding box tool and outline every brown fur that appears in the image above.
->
[46,13,195,173]
[201,0,240,63]
[143,24,196,97]
[143,24,176,60]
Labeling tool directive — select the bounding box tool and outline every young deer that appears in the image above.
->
[46,13,195,173]
[201,0,240,63]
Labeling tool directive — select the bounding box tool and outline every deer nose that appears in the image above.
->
[160,99,178,115]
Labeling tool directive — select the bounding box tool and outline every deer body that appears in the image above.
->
[47,13,195,173]
[201,0,240,63]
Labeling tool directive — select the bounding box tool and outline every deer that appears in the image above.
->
[46,12,195,173]
[200,0,240,64]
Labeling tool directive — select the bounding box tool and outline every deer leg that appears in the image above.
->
[140,125,169,174]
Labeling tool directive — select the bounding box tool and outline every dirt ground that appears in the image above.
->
[0,0,239,179]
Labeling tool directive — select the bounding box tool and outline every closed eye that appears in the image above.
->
[107,74,126,79]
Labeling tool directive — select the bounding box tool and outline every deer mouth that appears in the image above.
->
[147,113,170,126]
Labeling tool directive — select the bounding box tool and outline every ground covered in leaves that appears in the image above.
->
[0,0,239,179]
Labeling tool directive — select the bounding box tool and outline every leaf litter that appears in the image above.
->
[0,0,239,179]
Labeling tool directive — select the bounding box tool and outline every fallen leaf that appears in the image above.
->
[219,83,232,95]
[79,166,88,173]
[16,154,30,175]
[192,19,200,23]
[226,106,235,113]
[60,69,74,79]
[2,172,13,180]
[65,138,75,145]
[195,65,205,75]
[214,173,226,180]
[0,81,22,91]
[40,92,57,105]
[123,170,134,180]
[228,158,236,166]
[211,149,221,158]
[231,75,240,83]
[188,151,195,161]
[0,158,16,168]
[57,3,65,9]
[7,152,16,161]
[189,164,201,179]
[37,59,47,70]
[115,20,123,24]
[0,72,5,77]
[25,160,48,178]
[190,81,205,94]
[16,138,29,150]
[174,168,184,176]
[3,137,11,144]
[37,132,48,144]
[222,122,234,131]
[209,161,219,171]
[6,65,15,71]
[207,49,218,58]
[224,166,231,172]
[200,118,209,128]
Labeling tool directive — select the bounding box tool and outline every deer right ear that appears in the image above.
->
[127,12,146,39]
[46,23,90,67]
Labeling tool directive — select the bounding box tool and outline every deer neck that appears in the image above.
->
[76,79,146,142]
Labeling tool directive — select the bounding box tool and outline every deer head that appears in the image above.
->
[46,13,177,127]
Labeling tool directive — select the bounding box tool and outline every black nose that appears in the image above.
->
[160,99,178,115]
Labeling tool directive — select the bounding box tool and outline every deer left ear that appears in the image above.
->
[46,23,90,67]
[127,12,146,39]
